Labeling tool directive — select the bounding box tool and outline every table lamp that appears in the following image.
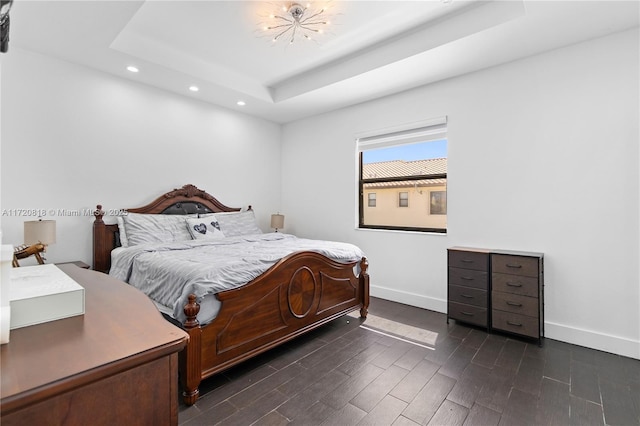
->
[270,213,284,233]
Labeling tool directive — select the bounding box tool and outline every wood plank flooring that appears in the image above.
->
[179,297,639,426]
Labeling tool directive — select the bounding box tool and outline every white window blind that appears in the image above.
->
[357,116,448,151]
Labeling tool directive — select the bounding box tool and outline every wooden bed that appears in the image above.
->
[93,184,369,405]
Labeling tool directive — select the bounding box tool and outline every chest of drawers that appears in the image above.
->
[491,252,544,343]
[447,248,490,328]
[447,247,544,344]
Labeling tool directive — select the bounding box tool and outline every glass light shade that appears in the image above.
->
[24,220,56,245]
[270,214,284,230]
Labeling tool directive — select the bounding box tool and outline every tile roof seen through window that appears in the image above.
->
[362,158,446,188]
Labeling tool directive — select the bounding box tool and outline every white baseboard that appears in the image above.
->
[370,285,640,360]
[544,321,640,360]
[370,285,447,314]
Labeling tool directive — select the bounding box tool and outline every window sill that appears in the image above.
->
[355,227,447,236]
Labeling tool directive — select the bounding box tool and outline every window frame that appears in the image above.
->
[357,117,447,234]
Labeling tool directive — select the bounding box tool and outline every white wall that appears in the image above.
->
[1,48,282,267]
[1,29,638,360]
[281,29,640,359]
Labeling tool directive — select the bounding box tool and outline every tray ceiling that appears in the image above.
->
[8,1,639,123]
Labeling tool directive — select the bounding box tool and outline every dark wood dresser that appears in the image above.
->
[447,248,490,329]
[491,251,544,343]
[1,264,189,426]
[447,247,544,344]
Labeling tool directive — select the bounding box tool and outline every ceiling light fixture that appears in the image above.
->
[262,2,331,44]
[126,66,139,73]
[189,86,199,92]
[237,101,246,106]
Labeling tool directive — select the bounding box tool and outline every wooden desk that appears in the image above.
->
[0,264,189,426]
[55,260,91,269]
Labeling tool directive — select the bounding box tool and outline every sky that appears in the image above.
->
[362,139,447,164]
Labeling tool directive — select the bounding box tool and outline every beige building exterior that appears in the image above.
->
[362,158,446,230]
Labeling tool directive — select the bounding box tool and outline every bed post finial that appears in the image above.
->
[94,204,105,224]
[184,294,200,328]
[360,257,368,275]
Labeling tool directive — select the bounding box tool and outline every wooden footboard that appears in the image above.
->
[180,251,369,405]
[92,185,370,407]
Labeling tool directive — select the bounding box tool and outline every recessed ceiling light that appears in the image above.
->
[126,66,139,73]
[237,101,246,106]
[189,86,199,92]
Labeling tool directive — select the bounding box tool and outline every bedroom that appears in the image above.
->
[0,0,638,424]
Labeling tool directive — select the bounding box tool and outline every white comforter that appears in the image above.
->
[110,233,365,321]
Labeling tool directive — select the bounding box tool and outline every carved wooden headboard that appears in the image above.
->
[93,184,244,273]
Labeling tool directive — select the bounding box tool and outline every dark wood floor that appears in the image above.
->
[179,297,640,426]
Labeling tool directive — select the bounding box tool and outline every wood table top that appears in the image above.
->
[0,264,188,413]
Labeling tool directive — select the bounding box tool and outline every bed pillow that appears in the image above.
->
[121,213,192,246]
[186,216,226,240]
[117,214,199,248]
[214,210,263,237]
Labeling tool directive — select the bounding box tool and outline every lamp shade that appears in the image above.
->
[270,214,284,230]
[24,220,56,245]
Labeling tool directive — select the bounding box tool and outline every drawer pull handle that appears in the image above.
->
[506,321,523,327]
[506,282,522,287]
[506,301,523,307]
[461,259,474,263]
[506,264,522,269]
[461,311,474,316]
[461,276,474,281]
[461,294,474,299]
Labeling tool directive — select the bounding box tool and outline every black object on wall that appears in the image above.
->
[1,0,13,53]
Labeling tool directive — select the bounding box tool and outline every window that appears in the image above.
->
[399,192,409,207]
[357,117,447,233]
[430,191,447,215]
[368,193,376,207]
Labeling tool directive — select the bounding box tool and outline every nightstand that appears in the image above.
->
[56,261,90,269]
